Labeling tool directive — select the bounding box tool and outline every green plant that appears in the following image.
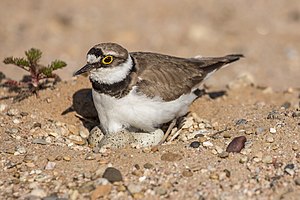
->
[3,48,67,100]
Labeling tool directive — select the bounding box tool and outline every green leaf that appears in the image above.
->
[3,56,30,70]
[25,48,42,64]
[49,60,67,70]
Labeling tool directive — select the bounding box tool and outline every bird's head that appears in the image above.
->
[74,43,129,76]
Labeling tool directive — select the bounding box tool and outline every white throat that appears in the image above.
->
[89,56,133,84]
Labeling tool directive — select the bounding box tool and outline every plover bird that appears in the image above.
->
[74,43,242,146]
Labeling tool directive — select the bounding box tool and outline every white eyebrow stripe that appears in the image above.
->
[87,54,101,64]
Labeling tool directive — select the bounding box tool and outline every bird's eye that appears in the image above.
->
[102,56,113,65]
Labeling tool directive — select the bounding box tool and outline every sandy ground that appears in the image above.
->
[0,0,300,199]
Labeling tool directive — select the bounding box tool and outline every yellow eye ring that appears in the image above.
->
[102,56,113,65]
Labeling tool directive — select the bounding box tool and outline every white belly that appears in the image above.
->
[92,87,197,134]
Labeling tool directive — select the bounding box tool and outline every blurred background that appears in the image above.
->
[0,0,299,90]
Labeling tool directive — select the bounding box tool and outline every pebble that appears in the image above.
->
[45,161,56,170]
[63,156,71,161]
[235,119,248,125]
[12,118,21,124]
[190,141,200,148]
[202,141,213,147]
[7,108,19,116]
[0,104,7,112]
[253,152,263,162]
[223,132,231,138]
[182,170,193,177]
[68,135,85,145]
[226,136,247,153]
[85,153,96,160]
[30,188,47,198]
[161,152,183,162]
[32,138,47,145]
[284,164,295,176]
[266,136,274,143]
[143,163,154,169]
[79,128,89,139]
[262,155,273,164]
[5,128,19,134]
[292,111,300,117]
[90,185,112,200]
[269,128,277,134]
[94,178,109,186]
[79,182,95,193]
[219,151,229,158]
[154,186,168,196]
[127,183,143,194]
[102,167,123,183]
[209,172,219,180]
[15,145,27,154]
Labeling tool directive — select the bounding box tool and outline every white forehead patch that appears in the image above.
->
[87,54,100,64]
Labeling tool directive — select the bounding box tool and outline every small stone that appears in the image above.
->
[68,125,79,135]
[70,190,79,200]
[79,182,95,193]
[182,170,193,177]
[223,132,231,138]
[161,152,183,162]
[7,108,19,116]
[269,128,276,134]
[209,172,219,180]
[292,111,300,117]
[79,128,89,139]
[253,152,263,162]
[102,167,123,183]
[15,145,27,154]
[69,135,85,145]
[219,151,229,158]
[292,145,299,151]
[12,118,21,124]
[240,156,248,164]
[190,141,200,148]
[143,163,154,169]
[63,156,71,161]
[262,156,273,164]
[5,128,19,134]
[267,110,280,119]
[85,153,96,160]
[0,104,7,112]
[235,119,247,125]
[30,188,47,198]
[127,183,143,194]
[284,164,295,176]
[215,146,223,154]
[266,136,274,143]
[202,141,213,147]
[94,178,109,186]
[154,187,167,196]
[45,161,56,170]
[32,138,47,145]
[90,185,112,200]
[226,136,247,153]
[133,193,145,199]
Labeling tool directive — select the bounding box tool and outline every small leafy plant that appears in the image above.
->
[3,48,66,101]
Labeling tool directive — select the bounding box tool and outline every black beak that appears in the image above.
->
[73,64,94,76]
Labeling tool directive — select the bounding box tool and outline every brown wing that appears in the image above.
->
[131,52,243,101]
